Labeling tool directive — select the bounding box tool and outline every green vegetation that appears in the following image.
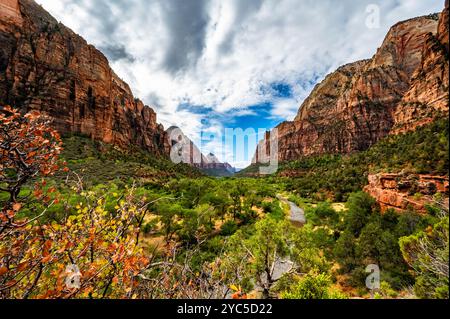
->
[58,135,203,186]
[281,272,345,299]
[332,192,436,290]
[1,110,448,299]
[241,118,449,202]
[216,216,331,299]
[400,207,449,299]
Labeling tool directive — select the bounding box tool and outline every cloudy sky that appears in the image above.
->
[36,0,443,168]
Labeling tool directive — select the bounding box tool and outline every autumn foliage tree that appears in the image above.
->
[0,182,151,298]
[0,106,63,206]
[0,107,150,299]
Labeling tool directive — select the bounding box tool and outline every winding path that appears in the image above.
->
[276,194,306,226]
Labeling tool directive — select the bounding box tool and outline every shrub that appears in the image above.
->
[220,220,238,236]
[281,272,345,299]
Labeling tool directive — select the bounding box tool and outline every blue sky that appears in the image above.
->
[180,82,295,167]
[200,103,279,167]
[36,0,444,168]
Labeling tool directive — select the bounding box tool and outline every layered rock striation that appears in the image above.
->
[364,173,449,213]
[0,0,169,156]
[393,1,449,133]
[0,0,22,25]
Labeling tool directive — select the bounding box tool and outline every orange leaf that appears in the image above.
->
[34,189,43,198]
[231,292,240,299]
[0,266,8,276]
[27,151,37,158]
[231,291,247,300]
[42,239,53,258]
[41,255,52,264]
[3,105,13,113]
[17,262,28,271]
[6,210,15,218]
[12,202,22,212]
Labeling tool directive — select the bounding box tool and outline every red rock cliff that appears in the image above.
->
[0,0,170,156]
[364,173,449,213]
[255,2,449,163]
[0,0,22,24]
[393,1,449,133]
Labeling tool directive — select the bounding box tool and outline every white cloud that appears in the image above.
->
[271,98,301,121]
[35,0,444,167]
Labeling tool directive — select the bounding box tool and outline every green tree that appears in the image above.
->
[334,231,358,273]
[200,189,231,221]
[281,271,345,299]
[345,192,376,236]
[248,218,291,298]
[216,216,331,299]
[156,202,182,242]
[305,202,339,227]
[400,208,449,299]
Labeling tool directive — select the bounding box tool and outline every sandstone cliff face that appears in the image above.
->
[364,173,449,213]
[255,3,449,163]
[393,1,449,133]
[0,0,170,156]
[0,0,22,25]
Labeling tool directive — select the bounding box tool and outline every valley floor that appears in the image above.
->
[1,118,448,299]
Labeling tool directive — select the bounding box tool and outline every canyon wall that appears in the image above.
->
[255,2,449,163]
[0,0,22,24]
[392,0,449,133]
[0,0,170,156]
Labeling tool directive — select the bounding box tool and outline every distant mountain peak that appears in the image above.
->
[206,153,221,164]
[166,127,235,176]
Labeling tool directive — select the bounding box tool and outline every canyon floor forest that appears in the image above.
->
[1,108,448,299]
[0,0,449,300]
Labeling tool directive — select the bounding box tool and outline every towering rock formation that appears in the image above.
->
[0,0,170,156]
[255,3,449,163]
[393,0,449,133]
[167,126,235,176]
